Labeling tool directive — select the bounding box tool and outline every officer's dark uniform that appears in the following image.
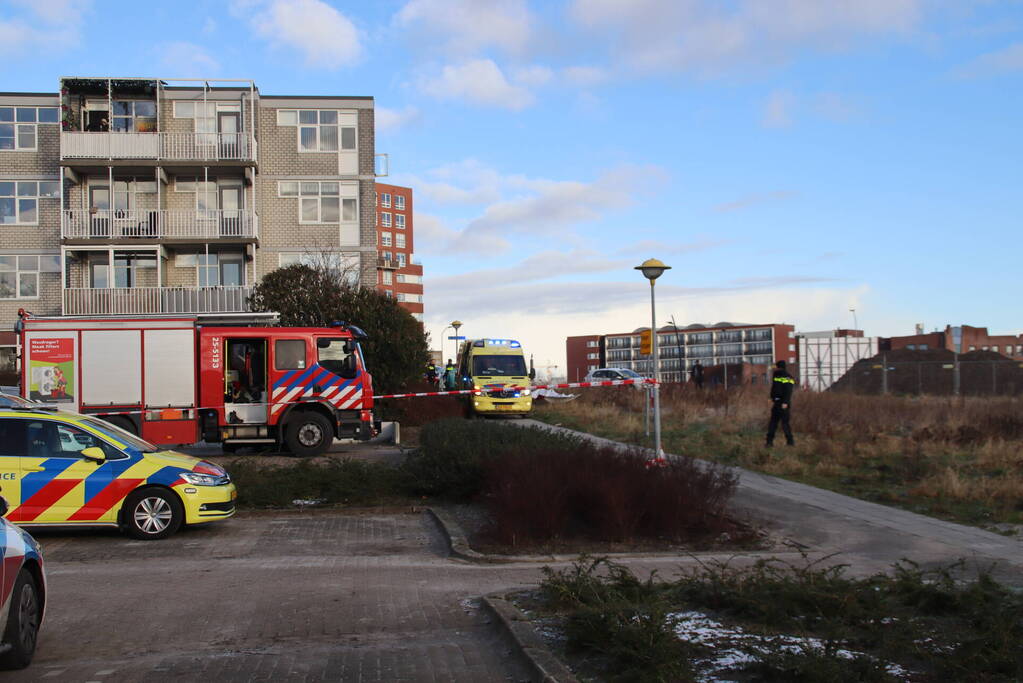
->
[425,363,438,384]
[766,361,795,447]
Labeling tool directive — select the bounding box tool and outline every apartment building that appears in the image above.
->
[0,77,379,381]
[566,322,796,384]
[374,182,423,321]
[881,324,1023,359]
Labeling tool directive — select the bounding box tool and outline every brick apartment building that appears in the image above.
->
[374,183,423,321]
[0,76,382,383]
[880,324,1023,358]
[566,322,797,384]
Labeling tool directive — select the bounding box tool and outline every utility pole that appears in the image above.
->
[881,353,888,395]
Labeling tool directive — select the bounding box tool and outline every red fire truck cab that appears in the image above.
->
[15,312,375,456]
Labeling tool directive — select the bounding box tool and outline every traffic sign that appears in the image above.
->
[448,336,465,340]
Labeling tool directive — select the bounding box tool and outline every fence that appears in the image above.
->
[831,358,1023,396]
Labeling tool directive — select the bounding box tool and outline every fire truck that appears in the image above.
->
[14,311,375,456]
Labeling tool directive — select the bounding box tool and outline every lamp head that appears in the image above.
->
[635,258,670,282]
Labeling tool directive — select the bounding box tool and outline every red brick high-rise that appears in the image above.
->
[375,183,423,321]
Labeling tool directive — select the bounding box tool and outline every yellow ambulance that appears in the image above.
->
[457,339,533,416]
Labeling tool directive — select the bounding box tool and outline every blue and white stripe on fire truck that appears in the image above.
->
[270,363,364,416]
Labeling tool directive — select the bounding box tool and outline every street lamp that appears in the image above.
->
[635,258,670,457]
[849,308,858,331]
[450,320,463,363]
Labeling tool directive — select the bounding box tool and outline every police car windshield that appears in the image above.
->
[81,416,159,452]
[472,355,527,377]
[620,370,641,378]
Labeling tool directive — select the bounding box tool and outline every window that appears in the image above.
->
[587,340,598,348]
[381,251,392,262]
[381,270,392,285]
[380,212,391,227]
[114,252,156,288]
[396,273,422,284]
[274,340,307,370]
[394,214,405,229]
[969,345,976,351]
[992,345,999,353]
[0,107,59,150]
[0,254,58,299]
[276,110,356,153]
[919,344,929,350]
[394,195,405,210]
[380,193,391,207]
[279,181,356,224]
[396,253,406,267]
[397,293,422,303]
[175,102,239,138]
[788,344,795,352]
[381,232,392,247]
[587,353,599,360]
[0,181,58,225]
[317,338,354,377]
[395,233,406,249]
[906,344,916,350]
[197,253,243,287]
[111,100,157,132]
[384,289,393,298]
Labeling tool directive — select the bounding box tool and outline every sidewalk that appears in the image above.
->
[518,419,1023,582]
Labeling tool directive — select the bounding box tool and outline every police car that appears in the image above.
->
[0,498,44,669]
[0,407,236,540]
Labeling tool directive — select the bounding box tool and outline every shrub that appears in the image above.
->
[483,444,738,546]
[400,419,585,500]
[229,458,405,508]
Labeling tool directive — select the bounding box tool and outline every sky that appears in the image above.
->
[2,0,1021,376]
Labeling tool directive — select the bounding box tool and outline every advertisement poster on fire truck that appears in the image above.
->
[28,336,76,403]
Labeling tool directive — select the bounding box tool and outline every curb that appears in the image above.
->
[425,507,488,562]
[482,593,579,683]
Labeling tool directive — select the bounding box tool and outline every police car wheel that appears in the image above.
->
[0,569,40,670]
[123,488,183,540]
[285,412,332,457]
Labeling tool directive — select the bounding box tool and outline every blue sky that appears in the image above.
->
[2,0,1021,373]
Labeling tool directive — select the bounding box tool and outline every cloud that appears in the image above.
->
[243,0,361,68]
[512,64,554,87]
[418,59,535,109]
[158,42,221,77]
[430,249,628,290]
[394,159,504,205]
[411,212,459,245]
[562,65,609,87]
[762,90,794,127]
[812,92,864,122]
[0,0,89,56]
[713,191,798,212]
[454,164,666,252]
[202,17,218,34]
[615,238,731,257]
[394,0,534,56]
[569,0,923,76]
[953,43,1023,79]
[376,106,422,133]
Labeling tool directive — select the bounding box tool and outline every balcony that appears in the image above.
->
[62,209,258,241]
[60,132,256,162]
[63,286,252,315]
[377,257,399,270]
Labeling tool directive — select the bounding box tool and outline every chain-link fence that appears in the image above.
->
[831,358,1023,396]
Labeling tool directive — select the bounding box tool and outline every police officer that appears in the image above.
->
[766,360,795,447]
[425,362,438,386]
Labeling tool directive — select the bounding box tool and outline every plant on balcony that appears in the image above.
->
[60,88,78,132]
[249,263,429,394]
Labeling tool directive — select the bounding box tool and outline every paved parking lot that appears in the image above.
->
[14,512,540,682]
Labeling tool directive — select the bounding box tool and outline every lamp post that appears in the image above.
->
[635,258,670,457]
[849,308,858,331]
[450,320,463,363]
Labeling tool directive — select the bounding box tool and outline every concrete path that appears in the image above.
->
[519,419,1023,582]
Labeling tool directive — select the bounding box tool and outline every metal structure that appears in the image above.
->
[798,334,879,391]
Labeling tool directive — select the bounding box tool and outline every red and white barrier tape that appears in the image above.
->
[374,377,657,400]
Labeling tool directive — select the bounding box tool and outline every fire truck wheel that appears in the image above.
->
[104,415,138,436]
[122,487,184,540]
[285,411,332,457]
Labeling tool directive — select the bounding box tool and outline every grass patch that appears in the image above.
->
[535,554,1023,682]
[534,389,1023,527]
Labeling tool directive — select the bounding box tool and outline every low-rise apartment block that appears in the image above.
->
[0,76,381,382]
[881,324,1023,358]
[566,322,796,384]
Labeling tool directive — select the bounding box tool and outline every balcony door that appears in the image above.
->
[88,186,110,238]
[219,186,242,237]
[218,112,240,157]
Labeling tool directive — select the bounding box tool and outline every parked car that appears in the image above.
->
[0,407,236,540]
[0,497,45,670]
[584,368,650,386]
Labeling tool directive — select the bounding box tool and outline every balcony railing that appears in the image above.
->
[64,286,252,315]
[60,132,256,161]
[62,209,258,240]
